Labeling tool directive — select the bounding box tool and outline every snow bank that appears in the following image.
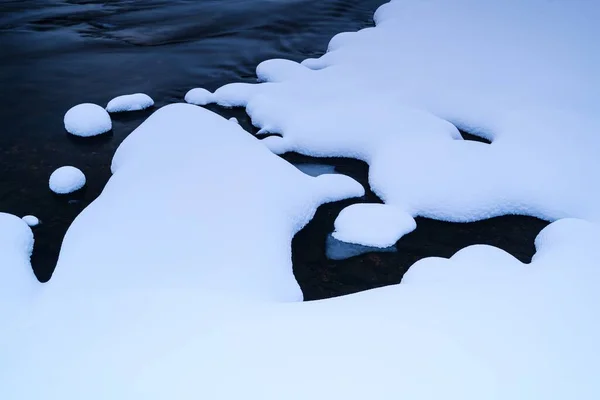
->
[51,103,362,302]
[22,215,40,227]
[184,88,214,106]
[0,213,36,317]
[210,0,600,225]
[333,203,415,247]
[106,93,154,113]
[49,166,86,194]
[64,103,112,137]
[1,1,600,398]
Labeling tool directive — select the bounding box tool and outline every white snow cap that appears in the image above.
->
[184,88,214,106]
[49,166,86,194]
[106,93,154,113]
[333,203,416,248]
[64,103,112,137]
[228,117,239,124]
[22,215,40,227]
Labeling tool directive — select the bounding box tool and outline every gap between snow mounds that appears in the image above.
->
[283,152,549,300]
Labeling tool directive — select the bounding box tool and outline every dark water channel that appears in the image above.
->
[0,0,549,299]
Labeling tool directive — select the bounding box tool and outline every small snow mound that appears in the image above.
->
[106,93,154,113]
[22,216,40,227]
[49,166,86,194]
[256,59,310,83]
[333,204,416,248]
[229,117,239,124]
[184,88,214,106]
[64,103,112,137]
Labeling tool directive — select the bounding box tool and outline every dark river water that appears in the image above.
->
[0,0,548,298]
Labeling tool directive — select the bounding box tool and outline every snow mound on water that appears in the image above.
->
[64,103,112,137]
[333,203,416,247]
[22,215,40,227]
[184,88,214,106]
[49,166,86,194]
[106,93,154,113]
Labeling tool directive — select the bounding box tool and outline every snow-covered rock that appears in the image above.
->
[49,166,86,194]
[106,93,154,113]
[228,117,239,124]
[333,203,416,247]
[184,88,213,106]
[22,215,40,227]
[64,103,112,137]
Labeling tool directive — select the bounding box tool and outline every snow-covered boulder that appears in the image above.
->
[332,203,416,247]
[106,93,154,113]
[184,88,213,106]
[22,215,40,227]
[64,103,112,137]
[49,166,86,194]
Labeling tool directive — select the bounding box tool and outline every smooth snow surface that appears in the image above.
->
[2,1,600,399]
[333,203,416,247]
[64,103,112,137]
[106,93,154,112]
[228,117,239,124]
[184,88,213,105]
[49,166,86,194]
[0,213,36,318]
[22,215,40,227]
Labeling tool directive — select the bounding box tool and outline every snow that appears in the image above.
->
[22,215,40,227]
[333,203,416,247]
[106,93,154,113]
[0,213,36,318]
[184,88,214,106]
[228,117,239,124]
[49,166,86,194]
[1,0,600,398]
[64,103,112,137]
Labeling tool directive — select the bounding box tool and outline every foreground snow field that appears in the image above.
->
[1,0,599,398]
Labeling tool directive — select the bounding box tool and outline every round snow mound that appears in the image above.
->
[184,88,213,106]
[64,103,112,137]
[106,93,154,113]
[22,215,40,227]
[49,166,86,194]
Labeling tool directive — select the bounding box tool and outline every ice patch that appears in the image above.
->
[326,233,396,260]
[49,166,86,194]
[22,215,40,227]
[293,163,337,177]
[333,203,416,248]
[184,88,214,106]
[106,93,154,113]
[64,103,112,137]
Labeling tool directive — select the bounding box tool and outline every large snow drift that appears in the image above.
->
[1,0,599,398]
